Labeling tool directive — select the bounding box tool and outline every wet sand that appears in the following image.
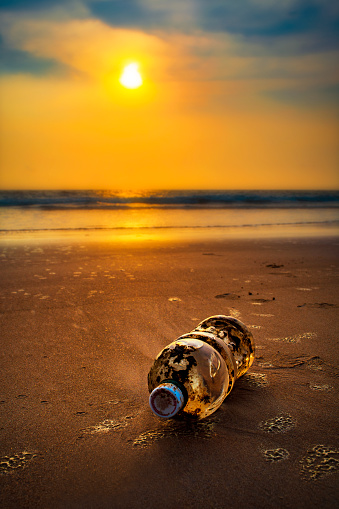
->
[0,235,338,508]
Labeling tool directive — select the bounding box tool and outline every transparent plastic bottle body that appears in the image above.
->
[148,315,255,420]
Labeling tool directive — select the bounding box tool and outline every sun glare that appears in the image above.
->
[119,63,143,89]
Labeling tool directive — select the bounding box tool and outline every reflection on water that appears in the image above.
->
[0,207,338,242]
[1,206,339,230]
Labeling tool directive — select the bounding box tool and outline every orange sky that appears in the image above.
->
[0,4,338,190]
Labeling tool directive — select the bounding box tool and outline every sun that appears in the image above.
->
[119,63,143,89]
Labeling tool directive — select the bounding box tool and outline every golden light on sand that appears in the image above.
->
[119,63,143,89]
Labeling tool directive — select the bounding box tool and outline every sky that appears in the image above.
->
[0,0,338,190]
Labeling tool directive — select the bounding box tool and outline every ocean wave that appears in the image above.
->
[1,190,338,209]
[1,220,338,233]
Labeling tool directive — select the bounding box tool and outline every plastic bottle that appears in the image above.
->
[148,315,255,420]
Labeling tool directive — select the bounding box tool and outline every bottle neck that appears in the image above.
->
[163,379,188,404]
[149,381,186,419]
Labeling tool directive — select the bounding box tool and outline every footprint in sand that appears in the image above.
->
[229,308,242,319]
[0,451,37,474]
[306,357,326,372]
[257,361,274,368]
[262,447,290,462]
[259,414,296,433]
[262,353,334,372]
[242,372,268,388]
[300,445,339,480]
[309,383,333,392]
[132,418,217,448]
[77,417,134,440]
[268,332,317,343]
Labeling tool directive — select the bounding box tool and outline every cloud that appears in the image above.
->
[0,34,61,74]
[1,1,338,54]
[0,0,84,12]
[0,0,60,9]
[85,0,339,53]
[1,13,338,95]
[87,0,199,32]
[0,1,338,82]
[0,0,89,21]
[261,84,339,108]
[0,15,173,83]
[0,1,338,110]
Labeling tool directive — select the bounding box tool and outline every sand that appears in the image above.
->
[0,235,338,508]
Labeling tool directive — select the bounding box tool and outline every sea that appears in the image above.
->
[0,190,338,242]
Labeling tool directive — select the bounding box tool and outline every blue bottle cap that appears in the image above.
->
[149,382,185,418]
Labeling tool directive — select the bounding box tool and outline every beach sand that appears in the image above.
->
[0,235,338,508]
